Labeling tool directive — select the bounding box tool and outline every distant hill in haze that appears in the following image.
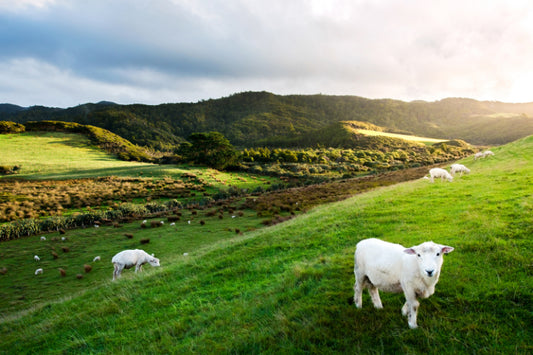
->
[2,92,533,150]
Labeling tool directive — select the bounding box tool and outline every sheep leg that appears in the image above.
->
[368,285,383,309]
[403,292,420,329]
[353,277,363,308]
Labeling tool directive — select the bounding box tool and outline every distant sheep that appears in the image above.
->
[111,249,160,281]
[450,164,470,176]
[93,256,101,262]
[34,255,40,261]
[474,150,495,160]
[428,168,453,183]
[35,268,43,275]
[40,236,46,241]
[353,238,454,329]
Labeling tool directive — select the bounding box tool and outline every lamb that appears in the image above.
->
[482,150,494,157]
[111,249,160,281]
[450,164,470,176]
[34,255,40,261]
[93,256,101,262]
[428,168,453,183]
[353,238,454,329]
[35,268,43,275]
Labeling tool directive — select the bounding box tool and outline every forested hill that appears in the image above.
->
[2,92,533,150]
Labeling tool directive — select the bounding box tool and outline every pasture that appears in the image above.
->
[0,135,532,353]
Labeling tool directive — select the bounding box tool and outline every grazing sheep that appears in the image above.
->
[353,238,454,329]
[93,256,101,262]
[450,164,470,176]
[111,249,160,281]
[40,236,46,241]
[474,150,495,160]
[34,255,40,261]
[35,268,43,275]
[428,168,453,183]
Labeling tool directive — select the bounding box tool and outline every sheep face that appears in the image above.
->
[404,242,454,279]
[148,257,160,267]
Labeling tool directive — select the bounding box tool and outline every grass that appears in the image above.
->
[355,128,448,144]
[0,136,532,353]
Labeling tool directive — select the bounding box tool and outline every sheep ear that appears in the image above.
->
[441,246,454,254]
[404,248,417,255]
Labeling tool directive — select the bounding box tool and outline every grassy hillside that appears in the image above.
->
[3,92,533,149]
[0,131,154,179]
[0,136,532,353]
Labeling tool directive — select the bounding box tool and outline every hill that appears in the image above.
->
[0,135,531,353]
[2,92,533,149]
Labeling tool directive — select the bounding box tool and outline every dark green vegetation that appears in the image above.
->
[0,135,531,353]
[3,92,533,149]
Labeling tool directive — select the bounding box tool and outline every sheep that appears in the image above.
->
[93,256,101,262]
[428,168,453,183]
[474,150,495,160]
[35,268,43,275]
[450,164,470,176]
[111,249,160,281]
[40,236,46,241]
[34,255,40,261]
[353,238,454,329]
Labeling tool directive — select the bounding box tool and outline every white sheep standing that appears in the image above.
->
[93,256,101,262]
[40,236,46,241]
[353,238,454,329]
[450,164,470,176]
[35,268,43,275]
[34,255,40,261]
[428,168,453,183]
[111,249,160,281]
[482,150,494,158]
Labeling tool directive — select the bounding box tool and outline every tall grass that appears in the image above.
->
[0,136,532,353]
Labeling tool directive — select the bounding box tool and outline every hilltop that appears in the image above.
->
[2,92,533,150]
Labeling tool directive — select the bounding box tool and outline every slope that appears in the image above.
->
[0,136,532,353]
[3,92,533,149]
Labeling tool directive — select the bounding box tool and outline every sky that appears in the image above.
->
[1,0,533,107]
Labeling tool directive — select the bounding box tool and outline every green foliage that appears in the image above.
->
[3,92,533,149]
[0,121,25,134]
[179,132,239,170]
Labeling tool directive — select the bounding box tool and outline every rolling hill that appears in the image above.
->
[2,92,533,150]
[0,135,531,353]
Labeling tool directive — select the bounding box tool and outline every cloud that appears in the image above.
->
[1,0,533,106]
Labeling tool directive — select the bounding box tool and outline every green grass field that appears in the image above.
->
[0,135,532,353]
[354,128,448,144]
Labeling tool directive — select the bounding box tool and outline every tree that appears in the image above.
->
[181,132,238,170]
